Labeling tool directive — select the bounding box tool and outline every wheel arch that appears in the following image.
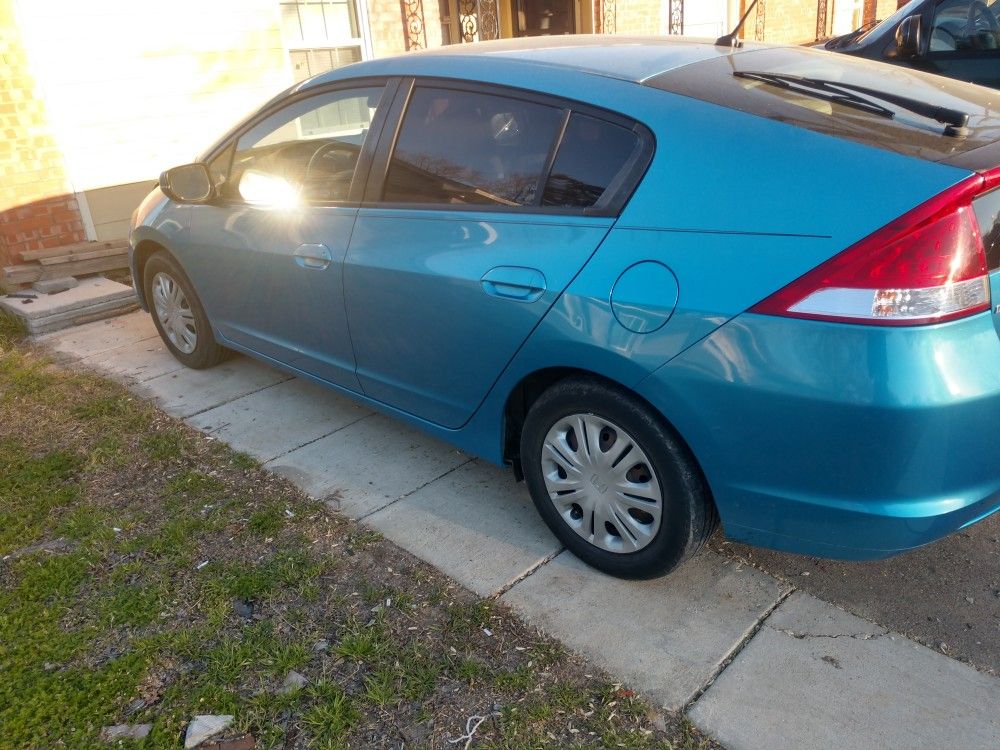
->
[132,237,174,310]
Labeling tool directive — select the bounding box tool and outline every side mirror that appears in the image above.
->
[159,163,213,203]
[238,169,300,209]
[895,14,922,58]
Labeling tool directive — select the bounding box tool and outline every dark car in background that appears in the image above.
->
[825,0,1000,88]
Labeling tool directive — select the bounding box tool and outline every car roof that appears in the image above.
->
[304,35,770,87]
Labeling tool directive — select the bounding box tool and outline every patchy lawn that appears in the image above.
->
[0,314,719,750]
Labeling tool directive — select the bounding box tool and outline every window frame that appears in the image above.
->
[200,77,401,209]
[363,77,655,218]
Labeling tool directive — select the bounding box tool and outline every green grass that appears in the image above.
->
[0,443,83,554]
[302,682,359,749]
[0,343,717,750]
[0,310,26,349]
[140,429,188,461]
[246,503,286,536]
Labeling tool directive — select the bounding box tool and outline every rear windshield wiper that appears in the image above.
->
[733,71,972,137]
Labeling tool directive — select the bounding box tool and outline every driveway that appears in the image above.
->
[40,311,1000,750]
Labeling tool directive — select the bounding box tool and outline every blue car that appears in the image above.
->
[131,36,1000,578]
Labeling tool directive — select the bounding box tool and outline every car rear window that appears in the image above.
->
[645,46,1000,165]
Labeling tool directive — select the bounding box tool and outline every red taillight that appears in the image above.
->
[750,170,1000,326]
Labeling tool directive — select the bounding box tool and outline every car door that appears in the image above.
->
[184,80,395,390]
[343,80,650,428]
[922,0,1000,87]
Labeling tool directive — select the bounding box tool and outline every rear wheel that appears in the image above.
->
[144,251,227,369]
[520,377,715,579]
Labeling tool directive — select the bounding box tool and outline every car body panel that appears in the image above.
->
[636,310,1000,557]
[131,38,1000,563]
[183,203,361,390]
[344,209,613,427]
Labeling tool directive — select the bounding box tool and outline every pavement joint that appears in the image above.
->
[488,545,566,600]
[261,411,376,465]
[355,456,478,522]
[683,582,796,712]
[147,371,295,420]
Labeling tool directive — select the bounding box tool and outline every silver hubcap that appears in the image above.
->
[541,413,663,554]
[152,272,197,355]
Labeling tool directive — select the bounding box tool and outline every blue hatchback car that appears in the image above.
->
[131,36,1000,578]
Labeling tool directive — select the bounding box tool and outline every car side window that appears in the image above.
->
[382,87,563,207]
[929,0,1000,52]
[224,85,384,203]
[541,113,640,209]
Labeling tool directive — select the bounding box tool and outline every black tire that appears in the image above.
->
[143,251,227,369]
[519,376,716,579]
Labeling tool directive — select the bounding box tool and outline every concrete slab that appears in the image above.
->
[500,550,789,711]
[688,592,1000,750]
[134,356,291,418]
[1,278,133,321]
[79,337,185,383]
[36,310,157,357]
[2,278,137,335]
[366,461,561,597]
[187,377,372,463]
[265,413,467,517]
[32,277,78,295]
[28,298,139,334]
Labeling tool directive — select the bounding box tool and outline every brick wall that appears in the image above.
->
[755,0,821,44]
[370,0,411,56]
[0,0,84,269]
[613,0,664,35]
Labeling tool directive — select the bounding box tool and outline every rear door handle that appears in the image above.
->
[294,243,333,270]
[480,266,547,303]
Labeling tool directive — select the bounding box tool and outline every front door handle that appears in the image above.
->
[480,266,547,303]
[294,243,333,270]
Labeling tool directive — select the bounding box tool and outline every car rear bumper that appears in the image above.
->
[637,311,1000,559]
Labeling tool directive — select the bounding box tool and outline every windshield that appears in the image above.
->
[645,45,1000,163]
[851,0,924,46]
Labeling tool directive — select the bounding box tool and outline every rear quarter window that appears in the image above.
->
[542,113,641,209]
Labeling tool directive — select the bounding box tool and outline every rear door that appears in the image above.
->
[343,80,650,428]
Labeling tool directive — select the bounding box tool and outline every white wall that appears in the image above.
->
[15,0,295,193]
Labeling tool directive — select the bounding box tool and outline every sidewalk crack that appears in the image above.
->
[683,583,796,712]
[765,624,889,641]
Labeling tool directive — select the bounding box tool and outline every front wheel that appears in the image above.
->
[144,251,227,369]
[519,377,716,579]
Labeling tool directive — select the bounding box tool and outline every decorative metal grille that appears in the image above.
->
[602,0,616,34]
[402,0,427,50]
[668,0,683,35]
[479,0,500,40]
[458,0,478,42]
[815,0,828,40]
[755,0,766,41]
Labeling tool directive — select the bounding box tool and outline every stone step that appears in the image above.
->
[0,277,138,335]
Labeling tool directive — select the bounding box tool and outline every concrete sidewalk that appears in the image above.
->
[39,311,1000,750]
